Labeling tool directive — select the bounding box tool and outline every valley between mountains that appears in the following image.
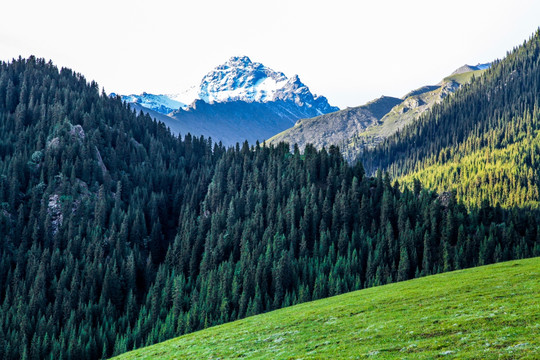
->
[0,27,539,360]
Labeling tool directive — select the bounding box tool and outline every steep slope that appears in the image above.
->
[269,66,488,160]
[118,56,338,145]
[376,70,482,135]
[268,96,402,150]
[128,100,301,146]
[112,257,540,359]
[129,103,181,127]
[342,69,488,160]
[399,138,540,208]
[167,98,331,146]
[361,29,540,208]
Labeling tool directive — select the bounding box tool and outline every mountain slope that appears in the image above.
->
[269,66,488,159]
[399,133,540,208]
[118,56,338,145]
[167,98,330,146]
[342,68,488,159]
[112,257,540,359]
[268,96,402,150]
[10,57,539,360]
[361,29,540,208]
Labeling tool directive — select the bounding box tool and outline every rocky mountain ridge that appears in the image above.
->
[114,56,338,145]
[116,56,336,115]
[269,63,491,161]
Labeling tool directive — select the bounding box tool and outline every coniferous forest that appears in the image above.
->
[1,33,540,360]
[360,30,540,209]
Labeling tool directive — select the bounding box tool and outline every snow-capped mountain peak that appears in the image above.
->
[115,56,337,115]
[194,56,337,114]
[198,56,289,103]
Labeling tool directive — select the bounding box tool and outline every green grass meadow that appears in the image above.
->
[113,257,540,359]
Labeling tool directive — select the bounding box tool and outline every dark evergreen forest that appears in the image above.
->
[0,32,539,360]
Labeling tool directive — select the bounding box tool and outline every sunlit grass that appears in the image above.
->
[113,257,539,359]
[443,69,488,85]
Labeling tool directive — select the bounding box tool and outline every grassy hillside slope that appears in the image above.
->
[113,257,540,359]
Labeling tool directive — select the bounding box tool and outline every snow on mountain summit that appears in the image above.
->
[117,92,187,115]
[116,56,337,115]
[198,56,289,103]
[197,56,337,114]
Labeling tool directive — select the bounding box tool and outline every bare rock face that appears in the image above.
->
[438,191,453,208]
[70,124,85,141]
[48,194,63,235]
[46,137,60,150]
[404,97,425,109]
[47,178,91,235]
[437,81,460,103]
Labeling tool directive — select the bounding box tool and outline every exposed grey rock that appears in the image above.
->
[70,124,85,141]
[48,194,63,235]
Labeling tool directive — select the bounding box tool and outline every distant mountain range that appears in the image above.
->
[268,63,491,160]
[115,59,491,153]
[113,56,338,146]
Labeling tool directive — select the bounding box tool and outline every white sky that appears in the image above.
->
[1,0,539,108]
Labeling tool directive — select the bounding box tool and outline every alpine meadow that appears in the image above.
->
[0,9,540,360]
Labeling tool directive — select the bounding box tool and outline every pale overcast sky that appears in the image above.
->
[1,0,540,108]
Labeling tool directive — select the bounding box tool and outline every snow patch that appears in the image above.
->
[121,93,188,114]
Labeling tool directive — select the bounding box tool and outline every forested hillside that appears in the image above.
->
[0,57,538,360]
[360,30,540,208]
